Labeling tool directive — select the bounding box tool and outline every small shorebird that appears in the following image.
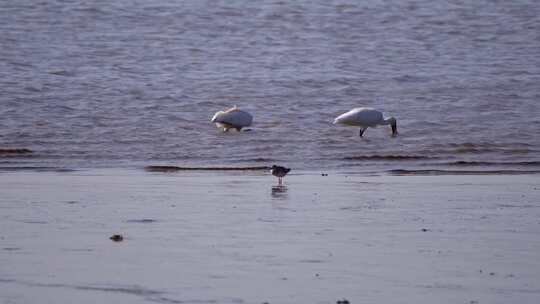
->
[271,165,290,186]
[211,106,253,132]
[109,234,124,242]
[334,107,397,137]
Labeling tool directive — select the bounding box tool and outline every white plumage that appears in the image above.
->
[334,107,397,137]
[211,106,253,132]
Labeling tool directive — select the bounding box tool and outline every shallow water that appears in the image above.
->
[1,170,540,303]
[1,0,540,173]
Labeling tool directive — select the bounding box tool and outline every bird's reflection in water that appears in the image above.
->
[271,185,288,199]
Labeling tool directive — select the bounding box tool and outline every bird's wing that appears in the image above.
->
[214,110,253,127]
[356,109,383,126]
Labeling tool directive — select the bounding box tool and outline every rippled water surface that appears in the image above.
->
[1,0,540,173]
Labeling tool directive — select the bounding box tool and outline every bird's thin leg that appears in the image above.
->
[278,177,282,186]
[359,128,366,137]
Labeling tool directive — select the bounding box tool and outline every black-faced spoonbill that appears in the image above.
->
[334,107,397,137]
[211,106,253,132]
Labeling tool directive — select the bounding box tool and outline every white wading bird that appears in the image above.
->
[211,106,253,132]
[334,107,397,137]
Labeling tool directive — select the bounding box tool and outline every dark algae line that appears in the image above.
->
[145,165,271,172]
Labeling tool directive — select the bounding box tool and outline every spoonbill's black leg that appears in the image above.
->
[359,128,366,137]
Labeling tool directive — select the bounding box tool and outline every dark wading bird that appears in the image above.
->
[334,107,397,137]
[271,165,291,186]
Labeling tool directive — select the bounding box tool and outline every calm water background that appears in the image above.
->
[1,0,540,173]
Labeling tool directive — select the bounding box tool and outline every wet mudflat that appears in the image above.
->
[1,169,539,304]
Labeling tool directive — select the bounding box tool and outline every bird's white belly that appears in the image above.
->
[215,122,234,129]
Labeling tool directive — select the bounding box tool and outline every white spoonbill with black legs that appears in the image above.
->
[211,106,253,132]
[334,107,397,137]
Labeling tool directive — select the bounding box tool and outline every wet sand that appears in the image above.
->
[1,169,539,304]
